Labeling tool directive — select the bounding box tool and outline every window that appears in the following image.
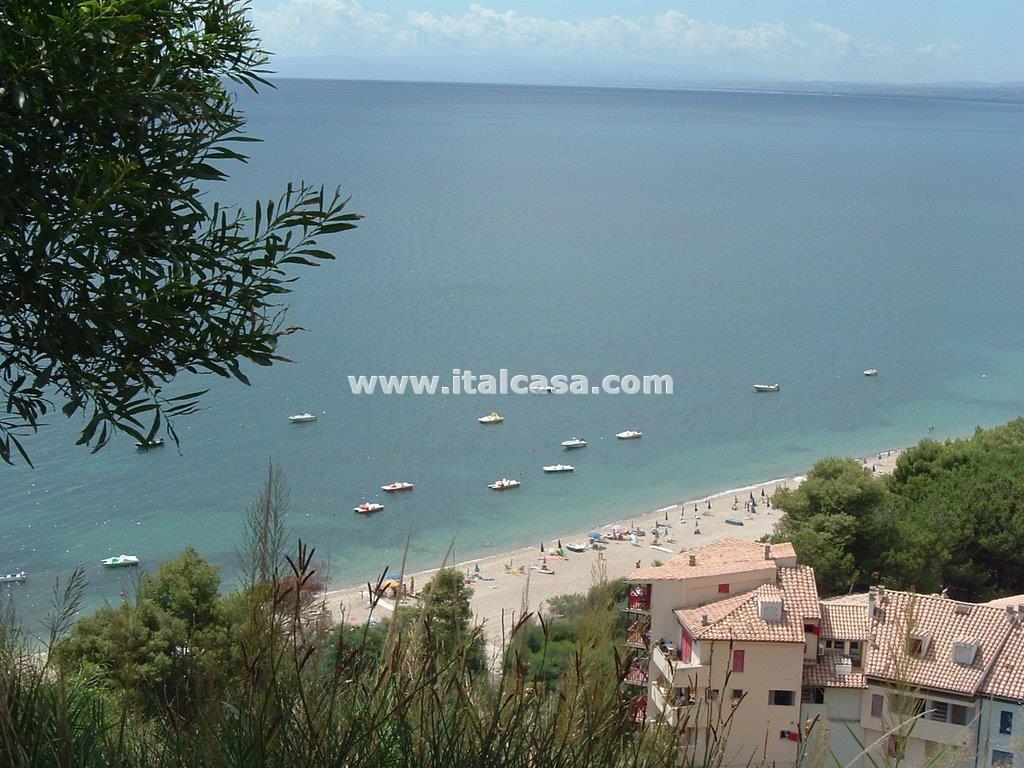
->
[871,693,884,717]
[1001,711,1014,735]
[733,649,745,673]
[718,583,730,594]
[930,701,949,722]
[769,690,795,706]
[802,686,825,704]
[731,689,744,701]
[993,750,1014,768]
[950,704,970,726]
[909,637,924,656]
[824,639,835,649]
[706,688,720,701]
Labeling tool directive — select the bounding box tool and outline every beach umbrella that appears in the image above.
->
[557,539,562,548]
[386,572,402,582]
[588,530,602,540]
[474,562,480,574]
[540,541,545,552]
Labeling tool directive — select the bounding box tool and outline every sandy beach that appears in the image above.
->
[325,449,901,655]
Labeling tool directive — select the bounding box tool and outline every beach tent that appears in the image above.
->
[587,530,602,540]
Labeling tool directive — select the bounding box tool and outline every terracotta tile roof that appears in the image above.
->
[822,593,869,606]
[803,650,867,689]
[779,565,820,621]
[865,590,1015,697]
[673,566,818,643]
[820,603,868,640]
[628,538,792,582]
[982,622,1024,702]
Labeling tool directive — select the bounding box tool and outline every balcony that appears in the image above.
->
[626,618,652,649]
[652,643,708,687]
[627,584,651,612]
[624,663,649,687]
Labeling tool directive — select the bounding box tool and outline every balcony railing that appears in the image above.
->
[624,664,649,686]
[627,584,651,611]
[626,618,651,649]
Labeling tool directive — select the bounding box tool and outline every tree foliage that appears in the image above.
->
[770,419,1024,600]
[56,547,230,712]
[0,0,359,463]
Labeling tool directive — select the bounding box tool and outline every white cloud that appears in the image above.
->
[915,40,964,60]
[404,5,805,60]
[252,1,952,76]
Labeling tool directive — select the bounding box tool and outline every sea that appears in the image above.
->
[5,80,1024,630]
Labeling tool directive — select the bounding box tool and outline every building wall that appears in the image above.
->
[978,699,1024,768]
[802,689,866,768]
[704,640,806,768]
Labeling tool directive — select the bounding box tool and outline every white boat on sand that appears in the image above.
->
[543,464,574,473]
[753,384,780,392]
[565,543,587,553]
[354,502,385,515]
[478,411,504,424]
[616,430,642,440]
[488,478,520,490]
[0,571,27,584]
[101,555,140,568]
[381,482,413,493]
[561,438,587,449]
[289,412,317,423]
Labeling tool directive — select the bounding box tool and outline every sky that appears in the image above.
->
[248,0,1024,85]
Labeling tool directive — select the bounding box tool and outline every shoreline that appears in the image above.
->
[324,448,902,651]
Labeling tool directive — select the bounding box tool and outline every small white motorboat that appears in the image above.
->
[0,571,27,584]
[864,369,878,377]
[616,430,642,440]
[543,464,574,473]
[488,478,520,490]
[100,555,140,568]
[565,543,587,553]
[353,502,385,515]
[753,384,780,393]
[530,383,556,394]
[478,411,504,424]
[289,412,317,423]
[561,438,587,450]
[381,481,413,493]
[135,437,165,449]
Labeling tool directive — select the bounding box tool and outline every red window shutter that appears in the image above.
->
[681,630,693,663]
[733,649,745,673]
[718,583,730,593]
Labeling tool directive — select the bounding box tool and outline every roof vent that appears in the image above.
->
[952,640,978,666]
[757,596,783,623]
[689,554,697,567]
[835,658,853,676]
[953,603,972,616]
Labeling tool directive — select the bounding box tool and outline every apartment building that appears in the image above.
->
[626,542,1024,768]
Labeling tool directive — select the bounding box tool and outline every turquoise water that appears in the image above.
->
[5,81,1024,627]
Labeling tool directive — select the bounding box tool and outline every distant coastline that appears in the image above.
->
[265,72,1024,107]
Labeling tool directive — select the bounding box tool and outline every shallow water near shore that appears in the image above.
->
[4,81,1024,631]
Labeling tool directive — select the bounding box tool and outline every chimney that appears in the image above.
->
[877,585,886,602]
[689,554,697,567]
[701,614,709,626]
[867,593,876,620]
[1007,606,1016,622]
[764,544,771,560]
